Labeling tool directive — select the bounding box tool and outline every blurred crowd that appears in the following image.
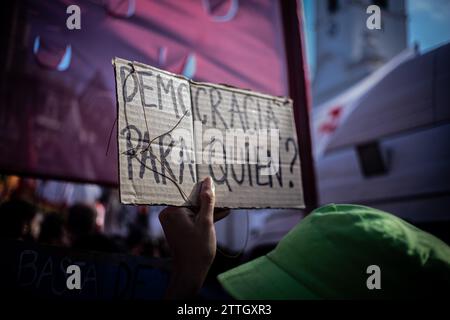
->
[0,175,246,298]
[0,175,171,258]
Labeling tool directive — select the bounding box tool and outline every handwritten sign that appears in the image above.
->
[114,57,304,208]
[0,240,168,300]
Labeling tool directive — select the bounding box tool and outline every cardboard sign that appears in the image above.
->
[114,57,304,208]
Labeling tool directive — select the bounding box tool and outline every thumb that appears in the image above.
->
[198,176,215,225]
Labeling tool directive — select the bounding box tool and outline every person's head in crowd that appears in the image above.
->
[66,203,97,244]
[0,199,37,241]
[73,232,123,253]
[126,223,146,255]
[38,212,68,247]
[66,203,123,253]
[12,178,37,202]
[126,223,159,257]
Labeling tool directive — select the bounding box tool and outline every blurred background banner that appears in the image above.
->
[0,0,289,185]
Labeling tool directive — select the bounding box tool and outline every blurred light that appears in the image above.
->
[202,0,239,22]
[158,47,168,66]
[95,202,106,232]
[181,53,197,79]
[32,35,72,71]
[57,45,71,71]
[105,0,135,18]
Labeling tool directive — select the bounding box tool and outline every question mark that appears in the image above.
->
[285,138,298,188]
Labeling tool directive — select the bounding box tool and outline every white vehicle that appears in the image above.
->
[313,43,450,241]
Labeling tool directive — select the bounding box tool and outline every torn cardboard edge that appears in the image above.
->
[114,57,294,105]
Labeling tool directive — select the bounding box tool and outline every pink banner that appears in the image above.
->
[0,0,289,185]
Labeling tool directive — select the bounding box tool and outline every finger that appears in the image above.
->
[197,176,215,225]
[159,206,193,230]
